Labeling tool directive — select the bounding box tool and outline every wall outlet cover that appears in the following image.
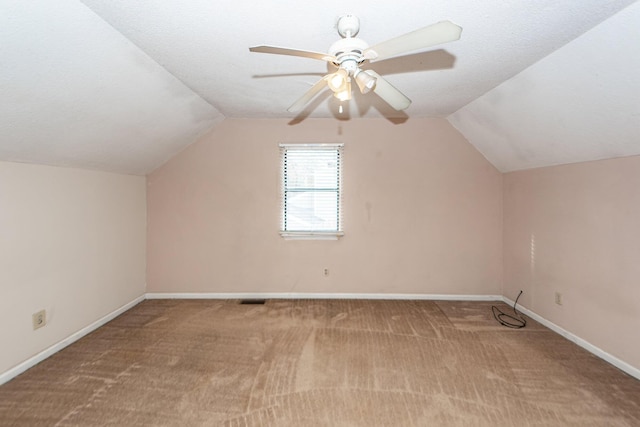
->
[32,310,46,330]
[555,292,563,306]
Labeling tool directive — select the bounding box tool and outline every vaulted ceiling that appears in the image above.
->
[1,1,638,175]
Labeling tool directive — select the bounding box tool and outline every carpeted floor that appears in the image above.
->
[1,299,639,426]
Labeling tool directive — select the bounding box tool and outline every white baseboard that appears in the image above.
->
[145,292,503,301]
[502,296,640,381]
[0,295,145,386]
[3,293,637,385]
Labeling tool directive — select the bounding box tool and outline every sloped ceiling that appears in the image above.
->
[1,1,224,175]
[0,0,638,175]
[449,1,640,172]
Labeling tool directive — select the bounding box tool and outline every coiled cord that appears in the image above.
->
[492,290,527,329]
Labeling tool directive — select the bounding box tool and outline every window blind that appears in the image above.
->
[280,144,343,235]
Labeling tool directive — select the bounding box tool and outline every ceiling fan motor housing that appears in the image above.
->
[328,37,368,72]
[331,15,371,76]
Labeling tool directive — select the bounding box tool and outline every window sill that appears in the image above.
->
[280,231,344,240]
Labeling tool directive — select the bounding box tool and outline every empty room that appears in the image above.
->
[1,1,639,425]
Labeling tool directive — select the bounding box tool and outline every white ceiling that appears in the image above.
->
[1,0,638,174]
[450,1,640,172]
[1,1,223,175]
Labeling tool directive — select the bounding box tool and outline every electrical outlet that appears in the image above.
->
[554,292,563,306]
[323,268,329,277]
[32,310,46,330]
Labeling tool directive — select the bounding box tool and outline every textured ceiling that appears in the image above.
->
[1,0,638,175]
[80,0,634,119]
[0,1,223,175]
[450,1,640,172]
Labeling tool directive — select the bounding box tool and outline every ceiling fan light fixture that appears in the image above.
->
[333,78,352,101]
[328,69,348,93]
[354,69,376,94]
[334,90,351,101]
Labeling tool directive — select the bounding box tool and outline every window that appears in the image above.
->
[279,143,344,239]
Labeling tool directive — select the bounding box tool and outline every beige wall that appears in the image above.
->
[3,117,638,380]
[503,155,640,369]
[147,118,503,295]
[0,161,146,375]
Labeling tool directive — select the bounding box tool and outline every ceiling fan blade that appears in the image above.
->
[249,45,336,62]
[287,76,329,112]
[364,21,462,62]
[365,70,411,111]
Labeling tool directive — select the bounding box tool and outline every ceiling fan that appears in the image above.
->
[249,15,462,113]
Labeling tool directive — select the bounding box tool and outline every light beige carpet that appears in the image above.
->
[1,299,639,426]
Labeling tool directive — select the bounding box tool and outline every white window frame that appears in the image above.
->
[279,143,344,240]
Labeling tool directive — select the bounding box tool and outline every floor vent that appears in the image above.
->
[239,299,266,305]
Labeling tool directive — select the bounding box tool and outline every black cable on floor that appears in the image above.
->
[492,290,527,329]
